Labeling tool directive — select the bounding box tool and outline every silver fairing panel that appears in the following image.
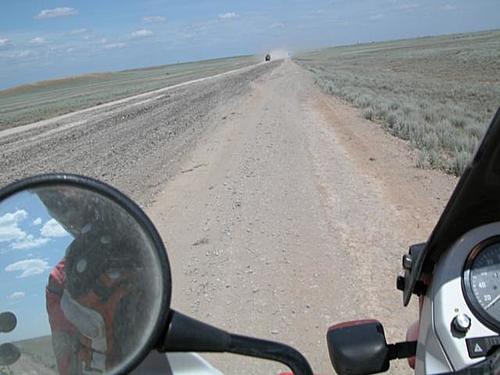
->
[416,222,500,374]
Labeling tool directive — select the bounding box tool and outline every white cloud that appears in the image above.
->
[0,225,26,242]
[0,211,52,250]
[131,29,154,38]
[104,42,126,49]
[8,291,25,300]
[440,4,457,11]
[41,219,69,238]
[0,49,37,60]
[143,16,166,23]
[11,235,50,250]
[0,210,28,242]
[369,13,385,20]
[0,210,27,226]
[11,50,35,59]
[0,38,12,48]
[269,22,285,29]
[35,7,79,19]
[218,12,239,20]
[70,28,88,35]
[30,37,47,45]
[5,259,50,278]
[399,3,420,10]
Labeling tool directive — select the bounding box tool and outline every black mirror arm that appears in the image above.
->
[160,310,313,375]
[228,334,313,375]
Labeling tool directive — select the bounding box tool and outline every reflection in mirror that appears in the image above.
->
[0,184,164,374]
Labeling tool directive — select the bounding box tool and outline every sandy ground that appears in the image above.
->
[147,60,457,374]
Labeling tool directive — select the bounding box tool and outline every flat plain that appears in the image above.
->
[1,30,492,374]
[294,29,500,175]
[0,55,258,131]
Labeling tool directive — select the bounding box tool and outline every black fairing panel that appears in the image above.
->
[404,107,500,304]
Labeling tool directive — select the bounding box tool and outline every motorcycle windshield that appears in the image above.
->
[410,107,500,293]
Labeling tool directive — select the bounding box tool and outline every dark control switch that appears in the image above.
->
[466,336,500,358]
[467,338,487,358]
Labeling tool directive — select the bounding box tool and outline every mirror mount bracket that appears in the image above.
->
[160,310,231,352]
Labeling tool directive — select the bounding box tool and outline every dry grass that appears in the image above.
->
[294,29,500,175]
[0,55,259,131]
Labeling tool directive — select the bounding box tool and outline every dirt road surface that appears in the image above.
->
[148,60,457,374]
[1,59,457,374]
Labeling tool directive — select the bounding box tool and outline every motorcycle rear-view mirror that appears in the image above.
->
[0,174,313,375]
[0,174,171,374]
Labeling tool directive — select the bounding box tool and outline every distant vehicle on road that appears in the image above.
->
[265,54,271,61]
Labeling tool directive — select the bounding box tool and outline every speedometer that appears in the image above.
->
[463,238,500,332]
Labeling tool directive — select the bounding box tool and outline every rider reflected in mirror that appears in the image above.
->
[0,177,166,374]
[38,188,147,374]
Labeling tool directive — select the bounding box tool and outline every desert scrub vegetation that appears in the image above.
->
[295,29,500,176]
[0,367,14,375]
[0,55,258,130]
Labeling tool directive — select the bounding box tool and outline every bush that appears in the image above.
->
[385,113,398,127]
[355,94,374,108]
[362,108,374,120]
[389,101,400,110]
[421,132,439,151]
[465,123,485,139]
[295,30,500,176]
[450,151,471,175]
[451,117,467,128]
[416,151,430,169]
[427,150,441,168]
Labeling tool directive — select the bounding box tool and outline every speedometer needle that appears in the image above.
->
[485,293,500,310]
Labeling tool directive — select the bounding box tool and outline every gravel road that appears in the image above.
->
[0,62,277,204]
[1,59,458,374]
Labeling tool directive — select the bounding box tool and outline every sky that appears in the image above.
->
[0,190,73,342]
[0,0,499,90]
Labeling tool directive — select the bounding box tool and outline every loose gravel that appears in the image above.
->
[0,62,279,205]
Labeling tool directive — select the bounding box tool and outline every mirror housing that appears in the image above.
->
[0,174,172,374]
[327,320,390,375]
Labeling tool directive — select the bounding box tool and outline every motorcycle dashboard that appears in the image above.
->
[463,237,500,332]
[431,223,500,370]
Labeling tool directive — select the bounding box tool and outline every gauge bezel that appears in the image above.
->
[463,236,500,333]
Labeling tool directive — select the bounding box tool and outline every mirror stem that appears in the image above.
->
[160,310,313,375]
[228,333,313,375]
[161,309,231,352]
